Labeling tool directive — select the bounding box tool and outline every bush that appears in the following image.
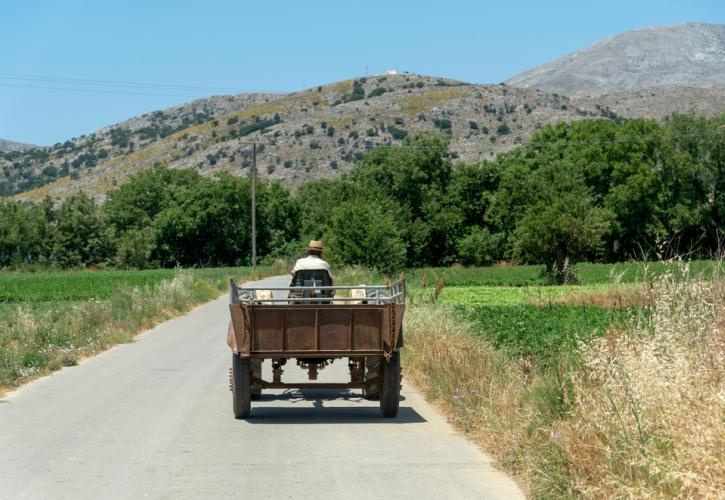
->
[497,123,510,135]
[325,200,406,275]
[433,118,452,131]
[347,80,365,102]
[456,226,504,266]
[388,126,408,140]
[115,227,156,269]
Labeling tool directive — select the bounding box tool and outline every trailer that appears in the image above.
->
[227,280,405,419]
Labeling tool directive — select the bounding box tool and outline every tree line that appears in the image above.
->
[1,113,723,281]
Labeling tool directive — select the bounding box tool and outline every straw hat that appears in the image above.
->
[308,240,323,252]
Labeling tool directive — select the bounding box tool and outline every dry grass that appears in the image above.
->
[536,283,650,309]
[403,304,540,489]
[401,88,466,115]
[0,271,221,391]
[404,263,725,498]
[554,274,725,497]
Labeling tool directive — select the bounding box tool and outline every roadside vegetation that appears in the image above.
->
[0,267,264,390]
[398,260,724,497]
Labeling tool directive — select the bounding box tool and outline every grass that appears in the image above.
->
[402,260,724,497]
[408,259,720,287]
[436,283,639,306]
[0,267,251,302]
[0,266,265,390]
[401,88,466,115]
[465,304,629,362]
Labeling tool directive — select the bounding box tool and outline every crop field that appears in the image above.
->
[402,259,724,497]
[435,284,639,360]
[406,260,722,362]
[407,259,719,287]
[0,267,253,302]
[0,266,261,389]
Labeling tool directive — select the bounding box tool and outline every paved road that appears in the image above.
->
[0,275,524,499]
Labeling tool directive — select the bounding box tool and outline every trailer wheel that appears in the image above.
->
[380,351,401,418]
[251,359,263,400]
[363,357,381,400]
[232,354,252,418]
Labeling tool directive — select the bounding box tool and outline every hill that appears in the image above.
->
[3,73,725,202]
[0,138,38,153]
[506,22,725,95]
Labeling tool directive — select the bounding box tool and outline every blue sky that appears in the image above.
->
[1,0,723,145]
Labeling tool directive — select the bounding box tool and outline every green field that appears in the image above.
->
[435,284,637,360]
[403,260,723,497]
[407,259,720,287]
[0,266,263,388]
[0,267,254,302]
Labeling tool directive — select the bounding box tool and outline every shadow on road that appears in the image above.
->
[257,388,406,402]
[246,406,425,424]
[245,389,426,424]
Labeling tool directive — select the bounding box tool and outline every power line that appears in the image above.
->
[0,72,287,95]
[0,82,209,99]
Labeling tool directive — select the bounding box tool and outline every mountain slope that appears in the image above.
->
[506,22,725,95]
[0,139,38,153]
[3,73,725,202]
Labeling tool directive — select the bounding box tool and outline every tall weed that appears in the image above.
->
[552,265,725,497]
[404,261,724,497]
[1,271,228,389]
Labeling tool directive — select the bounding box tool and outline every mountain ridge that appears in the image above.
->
[506,22,725,95]
[4,73,724,202]
[0,138,38,153]
[3,22,725,201]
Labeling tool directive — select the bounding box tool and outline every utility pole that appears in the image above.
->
[251,142,257,272]
[239,138,271,273]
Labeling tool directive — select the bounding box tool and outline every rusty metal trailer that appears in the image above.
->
[227,280,405,419]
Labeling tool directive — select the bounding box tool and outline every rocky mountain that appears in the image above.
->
[3,71,725,202]
[0,139,38,153]
[506,22,725,95]
[6,21,725,204]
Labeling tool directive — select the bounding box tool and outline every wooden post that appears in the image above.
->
[251,143,257,272]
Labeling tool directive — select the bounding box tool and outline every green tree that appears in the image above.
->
[457,226,504,266]
[295,178,348,242]
[54,192,112,267]
[510,166,612,283]
[658,114,725,255]
[0,200,53,266]
[325,199,406,275]
[104,166,201,233]
[115,227,156,269]
[348,133,456,265]
[152,173,297,266]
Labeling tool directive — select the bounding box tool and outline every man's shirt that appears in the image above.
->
[292,255,333,277]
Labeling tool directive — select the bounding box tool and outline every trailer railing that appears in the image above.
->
[230,279,405,305]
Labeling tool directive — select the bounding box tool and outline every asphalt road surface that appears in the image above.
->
[0,275,524,499]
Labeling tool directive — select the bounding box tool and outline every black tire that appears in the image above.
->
[251,359,262,400]
[363,357,381,400]
[380,351,401,418]
[232,354,252,419]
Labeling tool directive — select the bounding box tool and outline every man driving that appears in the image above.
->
[290,240,334,300]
